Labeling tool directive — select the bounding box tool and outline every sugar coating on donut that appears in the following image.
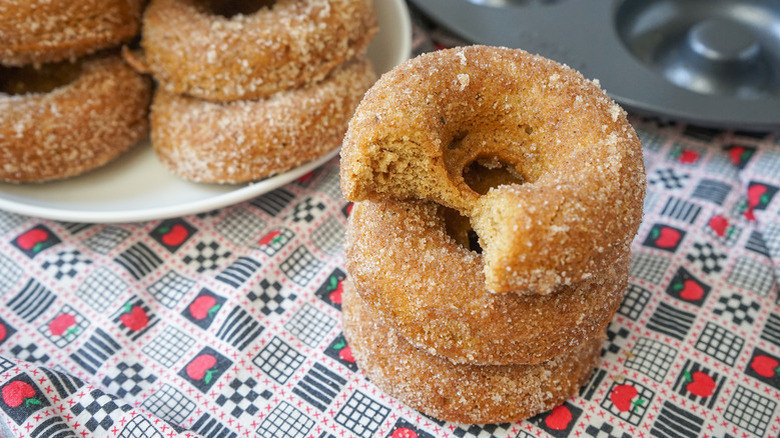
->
[151,56,376,183]
[342,279,604,424]
[0,1,145,66]
[1,54,151,182]
[142,0,378,101]
[345,198,629,365]
[341,45,646,294]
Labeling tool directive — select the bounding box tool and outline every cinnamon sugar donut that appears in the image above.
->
[1,53,151,182]
[345,198,629,365]
[0,0,145,66]
[341,45,645,294]
[342,279,604,424]
[141,0,378,101]
[150,56,376,183]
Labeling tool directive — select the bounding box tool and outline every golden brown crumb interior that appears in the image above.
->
[0,60,82,95]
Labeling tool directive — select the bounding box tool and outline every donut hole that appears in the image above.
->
[201,0,275,17]
[463,158,525,195]
[0,61,82,95]
[442,207,482,253]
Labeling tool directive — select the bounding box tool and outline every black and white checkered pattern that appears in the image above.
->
[753,149,780,177]
[70,388,133,433]
[584,422,631,438]
[646,302,695,341]
[247,278,297,316]
[286,197,326,223]
[625,337,677,383]
[762,221,780,258]
[0,210,26,234]
[635,126,665,152]
[280,246,325,286]
[41,250,92,279]
[147,270,196,308]
[713,292,760,326]
[723,385,776,437]
[216,207,267,246]
[215,376,267,419]
[253,336,305,384]
[182,239,232,273]
[648,168,689,190]
[82,226,131,254]
[685,242,727,274]
[141,326,194,368]
[310,216,345,256]
[630,253,671,285]
[453,423,513,438]
[705,153,740,178]
[618,284,651,321]
[115,242,163,280]
[116,415,165,438]
[8,341,50,364]
[75,267,128,312]
[284,304,336,348]
[256,401,314,438]
[141,384,196,426]
[695,322,744,366]
[102,361,157,399]
[315,166,343,200]
[603,324,631,360]
[216,256,262,288]
[691,179,732,205]
[335,391,390,438]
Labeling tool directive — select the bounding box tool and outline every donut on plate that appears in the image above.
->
[342,278,604,424]
[141,0,378,101]
[0,53,152,183]
[346,198,629,365]
[150,56,376,183]
[0,0,145,66]
[341,45,645,294]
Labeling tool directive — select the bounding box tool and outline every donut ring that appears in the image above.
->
[341,45,645,294]
[0,0,145,66]
[1,53,152,183]
[342,280,604,424]
[345,198,629,365]
[150,56,376,183]
[141,0,378,101]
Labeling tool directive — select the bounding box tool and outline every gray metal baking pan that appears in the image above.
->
[408,0,780,131]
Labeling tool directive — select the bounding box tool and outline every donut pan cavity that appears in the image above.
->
[409,0,780,131]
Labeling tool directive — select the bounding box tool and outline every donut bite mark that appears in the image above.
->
[341,45,646,294]
[1,54,152,183]
[342,279,604,424]
[141,0,379,101]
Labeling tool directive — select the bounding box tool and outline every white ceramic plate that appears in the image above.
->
[0,0,411,223]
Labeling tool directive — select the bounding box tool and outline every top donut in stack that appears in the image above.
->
[138,0,379,183]
[0,0,152,182]
[339,45,646,423]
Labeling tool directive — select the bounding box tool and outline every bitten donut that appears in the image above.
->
[342,279,604,424]
[0,0,145,66]
[341,45,645,294]
[150,56,376,183]
[1,54,152,182]
[141,0,378,101]
[346,198,629,365]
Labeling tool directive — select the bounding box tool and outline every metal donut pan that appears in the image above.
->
[409,0,780,131]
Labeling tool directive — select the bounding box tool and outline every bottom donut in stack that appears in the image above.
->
[342,278,605,424]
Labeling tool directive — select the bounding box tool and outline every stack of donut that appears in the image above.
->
[340,46,646,423]
[134,0,379,183]
[0,0,151,183]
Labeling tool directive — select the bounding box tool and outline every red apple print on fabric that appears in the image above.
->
[750,355,779,378]
[684,370,715,397]
[161,224,189,247]
[708,215,730,237]
[0,323,6,343]
[676,148,700,164]
[2,381,39,409]
[297,171,315,184]
[333,339,355,363]
[120,303,149,331]
[14,226,58,257]
[326,276,344,304]
[610,384,645,412]
[49,313,79,337]
[186,354,218,384]
[644,224,684,252]
[391,428,418,438]
[666,268,709,305]
[674,279,705,301]
[189,296,221,320]
[544,405,573,431]
[258,230,283,245]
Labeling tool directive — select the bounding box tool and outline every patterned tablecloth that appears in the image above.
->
[1,6,780,438]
